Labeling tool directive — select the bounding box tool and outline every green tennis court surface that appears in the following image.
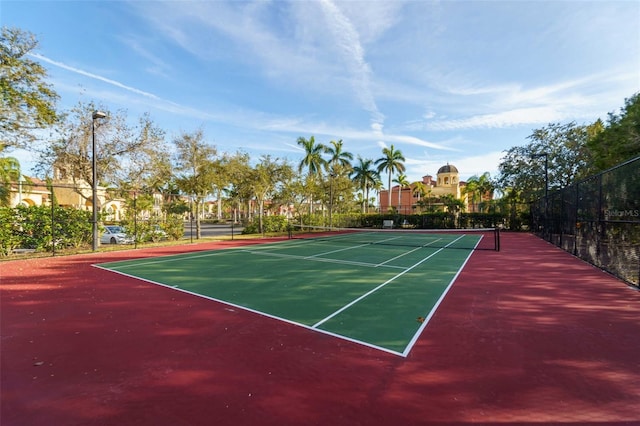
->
[95,230,488,356]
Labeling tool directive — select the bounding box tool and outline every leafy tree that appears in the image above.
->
[498,122,592,202]
[249,155,293,233]
[115,112,169,191]
[375,144,405,211]
[587,92,640,172]
[210,156,229,221]
[173,129,218,238]
[39,102,169,216]
[440,193,465,214]
[279,174,311,225]
[496,186,528,230]
[0,27,59,151]
[224,151,252,223]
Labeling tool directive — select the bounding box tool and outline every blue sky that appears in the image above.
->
[4,0,640,183]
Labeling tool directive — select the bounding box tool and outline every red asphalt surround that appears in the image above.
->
[1,233,639,425]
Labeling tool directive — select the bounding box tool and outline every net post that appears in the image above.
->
[494,227,501,251]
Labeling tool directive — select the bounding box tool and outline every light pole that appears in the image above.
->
[92,111,107,251]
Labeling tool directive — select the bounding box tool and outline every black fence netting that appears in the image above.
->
[531,156,640,287]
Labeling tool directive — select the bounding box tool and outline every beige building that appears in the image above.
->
[379,163,469,213]
[7,175,50,208]
[424,163,464,200]
[7,171,128,222]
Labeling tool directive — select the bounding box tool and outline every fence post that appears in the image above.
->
[51,185,55,257]
[574,183,579,256]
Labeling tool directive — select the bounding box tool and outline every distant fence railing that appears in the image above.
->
[531,156,640,288]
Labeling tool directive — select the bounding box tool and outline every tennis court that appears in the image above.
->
[3,231,639,425]
[96,228,496,356]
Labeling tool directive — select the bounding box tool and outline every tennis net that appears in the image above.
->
[288,225,501,251]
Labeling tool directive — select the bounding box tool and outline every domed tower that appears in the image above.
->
[437,163,459,187]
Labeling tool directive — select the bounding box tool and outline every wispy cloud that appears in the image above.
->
[426,106,565,131]
[318,0,384,131]
[30,53,162,101]
[36,50,450,158]
[117,35,171,78]
[135,1,388,132]
[33,52,264,127]
[423,70,639,131]
[386,134,458,151]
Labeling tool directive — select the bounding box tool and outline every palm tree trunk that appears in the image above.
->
[387,173,392,211]
[365,187,369,213]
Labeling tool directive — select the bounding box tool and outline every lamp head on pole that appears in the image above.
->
[92,111,107,120]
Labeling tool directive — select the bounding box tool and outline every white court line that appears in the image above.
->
[306,242,373,258]
[401,234,483,356]
[94,262,406,357]
[240,249,406,269]
[311,234,466,329]
[305,234,405,258]
[98,249,236,269]
[96,232,479,357]
[375,238,442,267]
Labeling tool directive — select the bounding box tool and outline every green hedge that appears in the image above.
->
[241,212,512,236]
[242,215,290,234]
[0,205,92,256]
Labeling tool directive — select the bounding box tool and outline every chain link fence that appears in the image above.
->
[531,156,640,287]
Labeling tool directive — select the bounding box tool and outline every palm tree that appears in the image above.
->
[350,156,379,213]
[297,136,328,175]
[371,179,384,212]
[476,172,495,212]
[392,173,410,213]
[375,145,406,211]
[463,176,480,213]
[412,181,427,213]
[0,156,21,206]
[297,136,328,216]
[325,139,353,171]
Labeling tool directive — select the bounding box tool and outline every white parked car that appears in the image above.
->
[101,225,134,245]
